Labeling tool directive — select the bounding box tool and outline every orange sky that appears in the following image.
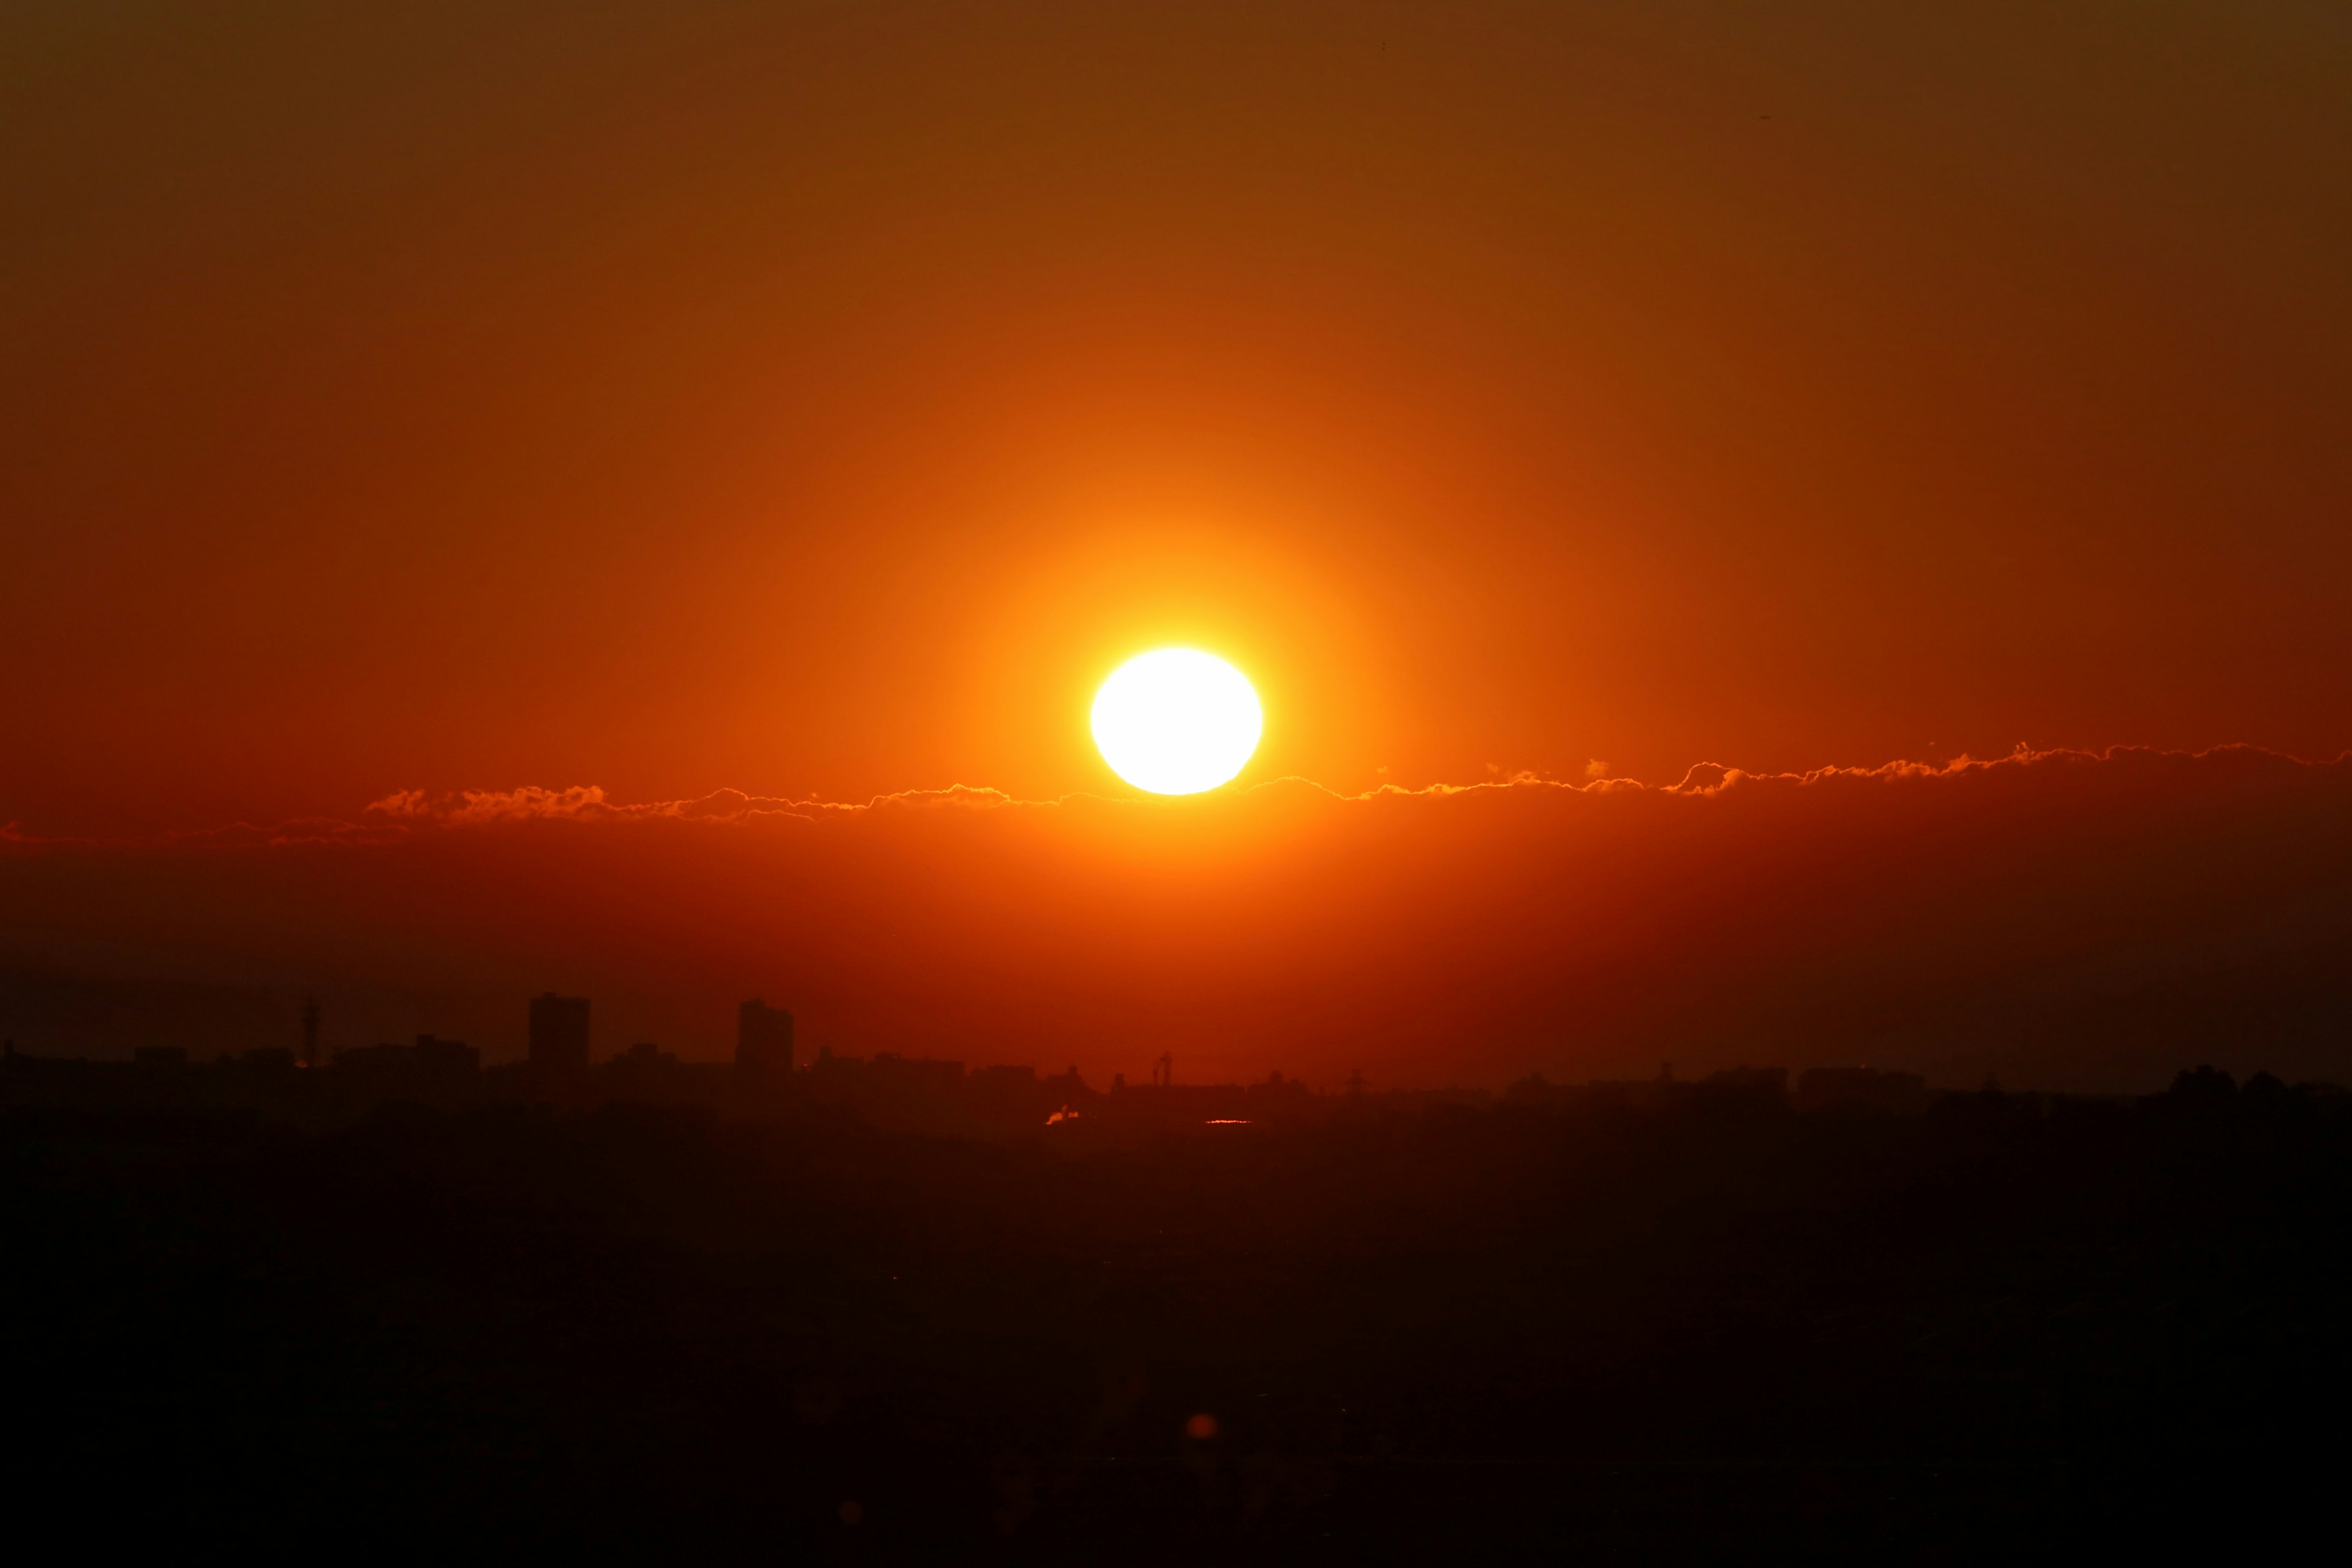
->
[4,5,2349,1085]
[5,749,2350,1090]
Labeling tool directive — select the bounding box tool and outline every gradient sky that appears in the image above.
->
[4,4,2349,1084]
[8,1,2350,829]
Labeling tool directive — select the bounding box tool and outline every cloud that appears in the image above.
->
[9,745,2349,1095]
[17,743,2336,856]
[374,784,628,826]
[358,780,1047,829]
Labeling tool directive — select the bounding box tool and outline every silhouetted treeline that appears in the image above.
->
[6,1069,2348,1562]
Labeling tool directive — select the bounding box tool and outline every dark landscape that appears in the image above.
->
[8,1028,2347,1561]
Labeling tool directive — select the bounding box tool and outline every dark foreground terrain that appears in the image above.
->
[7,1074,2349,1562]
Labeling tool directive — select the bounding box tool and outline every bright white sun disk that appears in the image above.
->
[1091,649,1262,795]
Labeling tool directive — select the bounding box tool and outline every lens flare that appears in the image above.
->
[1091,650,1263,795]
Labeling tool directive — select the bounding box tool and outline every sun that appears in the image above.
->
[1091,649,1263,795]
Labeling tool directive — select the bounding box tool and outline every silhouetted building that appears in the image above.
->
[2169,1064,2238,1102]
[801,1049,970,1129]
[337,1034,480,1083]
[599,1040,722,1104]
[529,993,590,1073]
[1702,1065,1790,1102]
[968,1063,1096,1131]
[736,998,795,1079]
[1099,1071,1310,1129]
[1797,1066,1928,1115]
[411,1034,480,1074]
[868,1052,963,1088]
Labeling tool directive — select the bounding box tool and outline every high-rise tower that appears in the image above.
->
[736,998,795,1080]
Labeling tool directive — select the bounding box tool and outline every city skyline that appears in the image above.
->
[7,742,2347,1095]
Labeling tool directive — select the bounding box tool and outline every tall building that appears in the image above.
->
[529,993,590,1072]
[736,998,794,1079]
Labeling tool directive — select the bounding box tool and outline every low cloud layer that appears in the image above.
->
[6,747,2349,1092]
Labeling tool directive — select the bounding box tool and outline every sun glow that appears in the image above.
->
[1091,649,1263,795]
